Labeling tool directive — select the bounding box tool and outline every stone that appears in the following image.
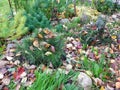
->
[77,72,92,90]
[60,18,70,24]
[66,64,72,71]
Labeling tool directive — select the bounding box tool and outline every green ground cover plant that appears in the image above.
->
[28,70,79,90]
[16,29,65,68]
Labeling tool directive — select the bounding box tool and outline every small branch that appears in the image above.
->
[8,0,14,17]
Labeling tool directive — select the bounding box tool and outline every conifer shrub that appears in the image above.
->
[94,0,120,14]
[24,9,50,32]
[0,10,28,40]
[15,28,65,68]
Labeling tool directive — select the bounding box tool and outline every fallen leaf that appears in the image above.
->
[6,56,13,61]
[91,25,97,30]
[45,51,52,56]
[0,60,9,67]
[105,84,114,90]
[117,77,120,82]
[0,73,4,79]
[41,64,47,72]
[116,82,120,89]
[109,48,114,54]
[44,43,51,48]
[9,48,16,52]
[82,31,88,35]
[20,72,27,78]
[66,43,73,49]
[21,77,27,83]
[118,45,120,50]
[14,60,20,65]
[100,86,105,90]
[16,52,21,56]
[13,67,25,80]
[50,46,55,52]
[16,84,21,90]
[66,64,72,71]
[28,65,36,70]
[93,77,103,86]
[111,35,117,40]
[86,71,93,77]
[33,40,39,48]
[2,78,10,85]
[29,46,34,51]
[43,28,51,34]
[38,34,43,39]
[3,87,9,90]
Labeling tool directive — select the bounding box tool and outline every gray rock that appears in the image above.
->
[60,18,70,24]
[77,72,92,90]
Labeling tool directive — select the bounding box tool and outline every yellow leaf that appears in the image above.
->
[43,28,51,34]
[44,43,51,48]
[116,82,120,89]
[100,0,105,3]
[100,86,105,90]
[38,34,43,39]
[119,45,120,50]
[45,51,52,56]
[111,35,117,40]
[109,48,114,54]
[33,40,39,48]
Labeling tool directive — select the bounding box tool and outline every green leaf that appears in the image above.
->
[94,63,100,77]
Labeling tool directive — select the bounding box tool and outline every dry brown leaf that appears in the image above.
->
[16,52,21,56]
[38,34,43,39]
[109,48,114,54]
[111,35,117,40]
[100,86,105,90]
[2,78,10,85]
[43,29,51,34]
[33,40,39,48]
[9,48,16,52]
[44,43,51,48]
[116,82,120,89]
[82,31,88,35]
[93,77,103,86]
[41,65,47,72]
[118,45,120,50]
[29,46,34,51]
[117,77,120,82]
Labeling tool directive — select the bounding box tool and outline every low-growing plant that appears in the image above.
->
[24,9,50,32]
[81,54,110,78]
[28,70,79,90]
[0,10,28,40]
[94,0,120,14]
[15,29,65,68]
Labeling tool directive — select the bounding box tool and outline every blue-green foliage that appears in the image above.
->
[95,0,120,14]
